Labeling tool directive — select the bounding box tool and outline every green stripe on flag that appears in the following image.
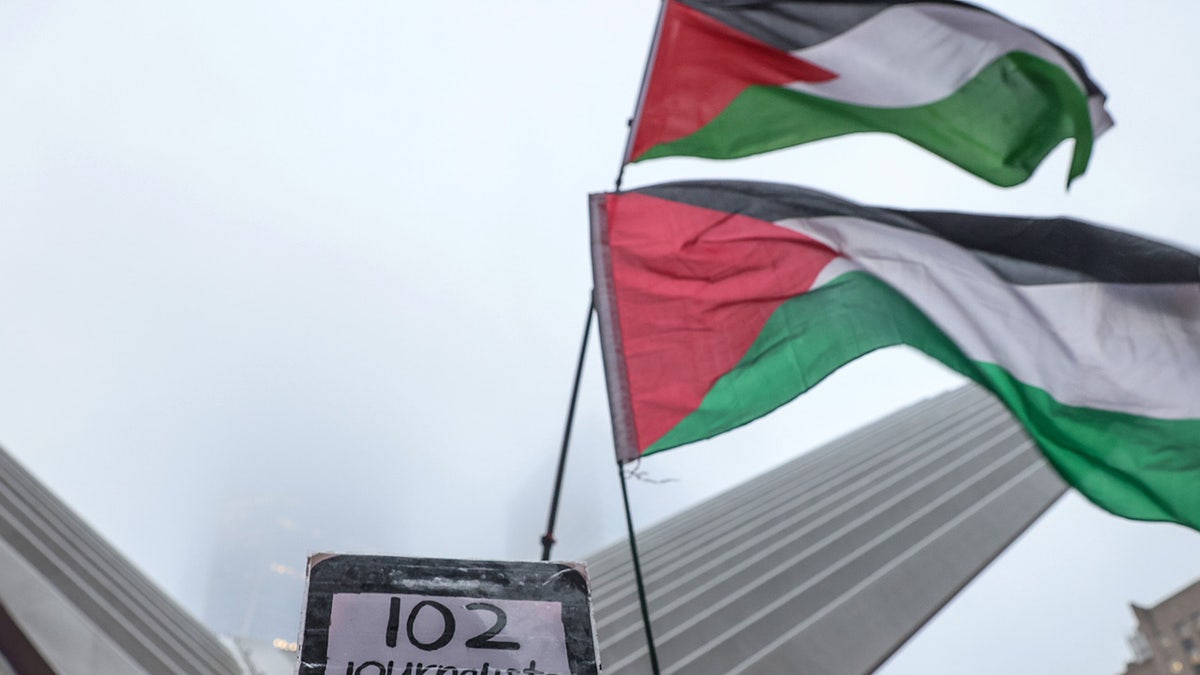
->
[637,52,1095,186]
[644,271,964,453]
[647,271,1200,530]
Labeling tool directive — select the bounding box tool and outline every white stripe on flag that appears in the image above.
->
[787,216,1200,419]
[789,4,1089,109]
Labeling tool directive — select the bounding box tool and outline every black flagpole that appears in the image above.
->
[541,0,665,559]
[540,1,668,666]
[540,294,595,561]
[618,461,663,675]
[615,0,668,192]
[603,5,669,666]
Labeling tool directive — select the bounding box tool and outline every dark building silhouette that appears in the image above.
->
[1121,580,1200,675]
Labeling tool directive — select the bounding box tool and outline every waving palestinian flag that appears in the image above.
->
[590,181,1200,530]
[626,0,1113,186]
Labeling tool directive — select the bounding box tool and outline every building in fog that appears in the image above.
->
[199,466,412,649]
[202,495,315,645]
[1121,580,1200,675]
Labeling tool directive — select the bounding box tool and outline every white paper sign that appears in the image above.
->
[326,592,571,675]
[299,556,597,675]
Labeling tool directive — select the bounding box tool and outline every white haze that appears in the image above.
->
[0,2,1198,673]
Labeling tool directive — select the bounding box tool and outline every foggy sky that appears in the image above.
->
[1,2,1198,673]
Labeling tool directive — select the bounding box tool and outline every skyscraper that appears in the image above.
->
[586,385,1066,674]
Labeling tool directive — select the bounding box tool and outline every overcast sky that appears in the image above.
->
[1,1,1199,673]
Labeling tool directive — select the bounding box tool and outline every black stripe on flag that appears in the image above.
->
[633,181,1200,285]
[677,0,1105,99]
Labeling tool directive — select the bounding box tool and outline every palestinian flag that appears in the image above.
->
[591,181,1200,530]
[626,0,1113,186]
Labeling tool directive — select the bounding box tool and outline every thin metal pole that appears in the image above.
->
[540,293,596,561]
[618,462,663,675]
[615,0,668,192]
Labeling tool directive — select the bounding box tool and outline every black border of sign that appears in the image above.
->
[298,555,599,675]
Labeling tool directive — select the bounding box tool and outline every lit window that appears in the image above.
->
[1172,661,1184,673]
[272,638,299,653]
